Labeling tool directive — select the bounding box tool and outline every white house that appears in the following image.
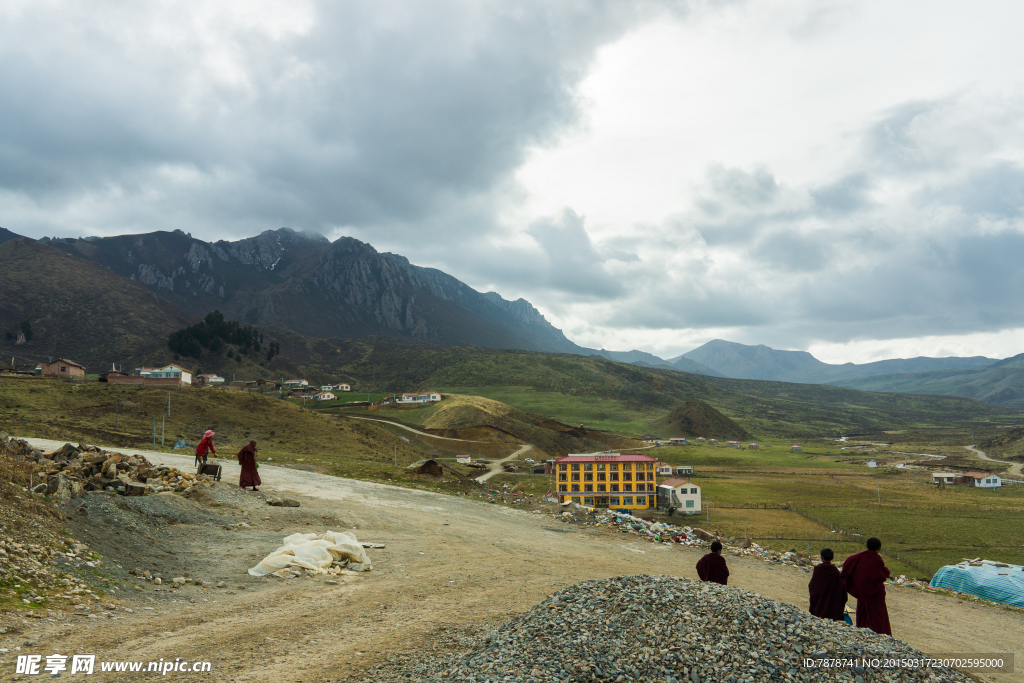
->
[867,460,878,468]
[657,478,702,513]
[964,471,1002,488]
[790,445,802,452]
[196,374,224,385]
[656,463,673,476]
[314,392,336,401]
[284,379,308,388]
[668,437,689,445]
[337,383,351,392]
[456,454,472,464]
[675,465,694,476]
[932,472,958,485]
[150,364,192,385]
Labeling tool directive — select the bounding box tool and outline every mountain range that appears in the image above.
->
[1,225,1019,407]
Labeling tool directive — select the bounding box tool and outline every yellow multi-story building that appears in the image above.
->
[555,453,659,510]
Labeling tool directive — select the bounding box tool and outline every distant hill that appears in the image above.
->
[655,399,752,440]
[674,339,997,384]
[591,349,723,377]
[0,227,21,245]
[0,238,199,371]
[40,228,590,355]
[833,353,1024,408]
[978,426,1024,463]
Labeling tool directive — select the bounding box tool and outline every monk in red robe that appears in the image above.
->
[237,440,261,492]
[696,541,729,585]
[839,537,892,635]
[809,548,847,621]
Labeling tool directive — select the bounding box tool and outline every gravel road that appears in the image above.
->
[9,436,1023,683]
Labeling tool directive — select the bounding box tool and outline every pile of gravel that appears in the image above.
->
[440,575,971,682]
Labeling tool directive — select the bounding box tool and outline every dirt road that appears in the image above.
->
[346,416,494,443]
[474,444,531,483]
[967,445,1024,479]
[6,436,1023,683]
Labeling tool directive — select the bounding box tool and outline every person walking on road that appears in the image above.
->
[237,440,261,492]
[840,537,892,635]
[696,540,730,585]
[195,430,217,466]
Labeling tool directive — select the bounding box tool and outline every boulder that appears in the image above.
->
[125,482,146,497]
[691,528,718,542]
[282,499,300,508]
[266,497,284,506]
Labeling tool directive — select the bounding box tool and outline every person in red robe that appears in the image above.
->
[808,548,847,621]
[839,537,892,635]
[696,541,729,585]
[237,440,261,491]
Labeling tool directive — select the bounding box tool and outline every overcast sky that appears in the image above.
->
[2,0,1023,362]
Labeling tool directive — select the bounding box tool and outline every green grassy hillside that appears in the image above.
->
[258,335,1021,439]
[832,353,1024,408]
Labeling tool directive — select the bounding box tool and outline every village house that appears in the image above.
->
[668,437,689,445]
[656,463,673,476]
[708,439,718,445]
[284,379,308,388]
[396,391,442,404]
[39,358,86,378]
[148,364,193,384]
[196,374,225,385]
[727,441,742,449]
[555,453,659,510]
[337,383,351,392]
[456,454,472,464]
[748,443,760,450]
[790,445,802,452]
[656,478,702,514]
[695,437,706,443]
[314,391,336,402]
[963,471,1002,488]
[675,465,694,476]
[932,472,958,485]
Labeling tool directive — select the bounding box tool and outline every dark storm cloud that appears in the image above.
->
[0,0,680,238]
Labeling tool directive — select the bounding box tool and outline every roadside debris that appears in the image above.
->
[0,433,218,499]
[248,531,374,578]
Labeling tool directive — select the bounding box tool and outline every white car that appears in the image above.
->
[524,458,535,463]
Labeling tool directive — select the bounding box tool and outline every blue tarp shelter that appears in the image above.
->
[930,561,1024,608]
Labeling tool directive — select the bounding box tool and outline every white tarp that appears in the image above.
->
[249,530,373,578]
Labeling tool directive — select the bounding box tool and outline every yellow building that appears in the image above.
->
[555,453,659,510]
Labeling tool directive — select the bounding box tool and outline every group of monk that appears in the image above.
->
[194,430,263,492]
[696,536,892,636]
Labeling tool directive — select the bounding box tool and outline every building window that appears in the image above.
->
[596,463,605,471]
[596,497,608,507]
[623,496,633,505]
[571,464,580,471]
[622,463,632,471]
[646,463,654,470]
[635,472,645,481]
[571,473,580,481]
[611,484,619,492]
[584,484,593,492]
[647,484,655,492]
[690,488,698,494]
[635,496,646,506]
[686,500,694,508]
[584,497,594,506]
[558,485,567,492]
[597,484,606,492]
[610,496,620,506]
[584,473,593,482]
[624,484,633,492]
[609,463,618,471]
[559,474,567,482]
[597,473,606,481]
[584,463,593,471]
[559,464,567,471]
[623,472,632,481]
[610,472,619,481]
[571,485,580,492]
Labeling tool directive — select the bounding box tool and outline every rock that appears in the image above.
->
[691,528,717,542]
[153,577,162,585]
[172,577,186,586]
[266,497,284,506]
[216,581,226,588]
[282,498,300,507]
[125,482,147,497]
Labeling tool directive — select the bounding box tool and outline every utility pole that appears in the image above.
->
[167,392,171,417]
[115,400,118,429]
[877,483,881,506]
[152,417,156,450]
[394,444,397,467]
[161,414,165,447]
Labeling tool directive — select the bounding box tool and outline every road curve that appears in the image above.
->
[966,445,1024,479]
[344,415,496,443]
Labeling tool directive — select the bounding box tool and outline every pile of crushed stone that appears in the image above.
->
[440,575,972,682]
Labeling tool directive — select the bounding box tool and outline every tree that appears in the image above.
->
[19,320,32,342]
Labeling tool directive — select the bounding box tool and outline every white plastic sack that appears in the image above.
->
[249,530,373,577]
